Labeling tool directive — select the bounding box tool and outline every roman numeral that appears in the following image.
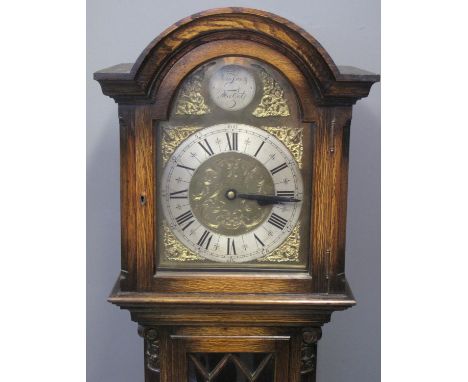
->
[254,141,265,157]
[276,190,295,197]
[181,220,194,231]
[177,164,195,171]
[268,213,288,230]
[197,230,213,249]
[169,189,188,199]
[175,210,193,226]
[227,238,236,255]
[254,233,265,247]
[198,139,214,156]
[226,132,238,151]
[270,162,288,175]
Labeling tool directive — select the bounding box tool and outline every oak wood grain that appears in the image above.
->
[94,7,379,106]
[118,106,136,290]
[135,105,155,289]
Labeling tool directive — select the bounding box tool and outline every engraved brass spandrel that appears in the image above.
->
[175,71,211,115]
[257,222,300,263]
[189,152,274,236]
[263,126,303,169]
[161,125,200,165]
[253,66,290,117]
[162,222,203,262]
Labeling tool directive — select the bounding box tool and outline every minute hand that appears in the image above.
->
[237,193,301,206]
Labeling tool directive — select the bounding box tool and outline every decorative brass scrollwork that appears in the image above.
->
[189,152,274,236]
[253,66,290,117]
[175,71,210,116]
[161,125,199,165]
[257,222,300,263]
[263,126,303,168]
[163,222,203,262]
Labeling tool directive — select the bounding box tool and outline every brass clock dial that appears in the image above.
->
[161,124,303,263]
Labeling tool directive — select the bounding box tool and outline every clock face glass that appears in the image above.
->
[160,124,303,263]
[156,57,312,270]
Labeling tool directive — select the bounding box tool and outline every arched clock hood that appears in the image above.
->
[94,8,379,110]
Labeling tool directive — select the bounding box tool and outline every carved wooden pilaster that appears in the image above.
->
[138,325,161,375]
[300,327,322,382]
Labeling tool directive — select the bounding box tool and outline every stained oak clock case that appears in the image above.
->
[94,8,379,382]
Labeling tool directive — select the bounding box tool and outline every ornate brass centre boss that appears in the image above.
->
[189,151,275,236]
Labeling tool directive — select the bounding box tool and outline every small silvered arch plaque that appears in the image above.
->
[209,65,256,111]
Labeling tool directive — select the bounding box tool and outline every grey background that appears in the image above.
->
[87,1,380,381]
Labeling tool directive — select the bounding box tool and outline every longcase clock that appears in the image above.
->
[94,8,379,382]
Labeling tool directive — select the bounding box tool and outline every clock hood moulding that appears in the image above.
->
[94,7,380,109]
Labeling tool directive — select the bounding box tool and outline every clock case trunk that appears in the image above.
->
[94,8,379,382]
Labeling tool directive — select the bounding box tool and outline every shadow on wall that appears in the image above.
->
[318,91,381,382]
[87,110,144,382]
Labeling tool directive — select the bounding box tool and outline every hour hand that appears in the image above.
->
[237,193,301,206]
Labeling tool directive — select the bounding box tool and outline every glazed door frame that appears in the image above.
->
[171,334,290,381]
